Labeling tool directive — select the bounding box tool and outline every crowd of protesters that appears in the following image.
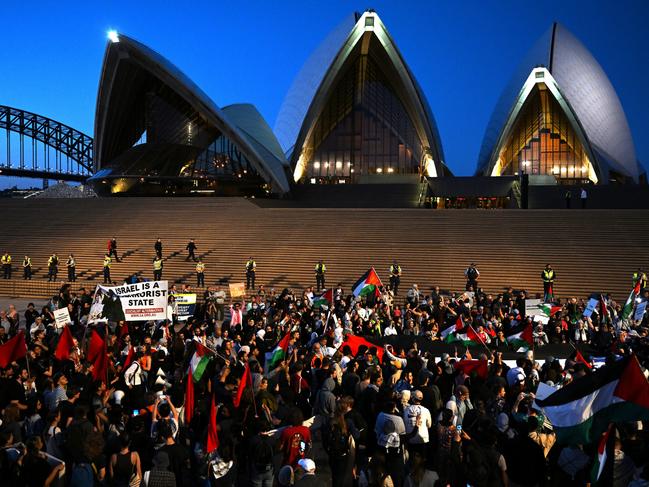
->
[0,264,648,487]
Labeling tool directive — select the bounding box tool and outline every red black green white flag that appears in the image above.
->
[352,267,383,297]
[621,281,642,319]
[536,355,649,445]
[505,323,533,352]
[310,288,333,308]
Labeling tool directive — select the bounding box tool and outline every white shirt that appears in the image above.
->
[581,189,587,198]
[384,325,398,336]
[403,404,432,443]
[125,361,143,387]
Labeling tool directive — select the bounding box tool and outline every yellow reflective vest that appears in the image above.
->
[103,256,112,268]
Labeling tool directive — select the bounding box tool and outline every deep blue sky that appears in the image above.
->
[1,0,648,187]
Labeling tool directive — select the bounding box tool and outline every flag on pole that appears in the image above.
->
[444,324,482,347]
[574,349,592,369]
[54,326,75,361]
[310,288,334,308]
[233,363,253,408]
[536,355,649,445]
[441,316,463,340]
[206,393,219,454]
[505,323,534,352]
[536,303,562,318]
[123,345,135,370]
[0,332,27,368]
[621,281,642,319]
[598,295,609,323]
[190,342,211,382]
[339,334,384,362]
[185,368,194,425]
[352,268,383,297]
[267,333,291,371]
[591,424,615,485]
[87,330,105,364]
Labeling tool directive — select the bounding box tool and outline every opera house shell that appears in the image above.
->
[476,23,644,185]
[275,10,449,184]
[90,33,291,196]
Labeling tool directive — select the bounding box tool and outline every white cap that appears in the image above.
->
[113,390,125,405]
[297,458,316,472]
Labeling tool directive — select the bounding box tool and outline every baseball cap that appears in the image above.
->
[412,390,423,402]
[297,458,316,472]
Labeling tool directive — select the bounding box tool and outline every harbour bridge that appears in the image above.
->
[0,105,93,182]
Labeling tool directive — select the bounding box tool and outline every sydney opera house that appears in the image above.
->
[87,10,645,206]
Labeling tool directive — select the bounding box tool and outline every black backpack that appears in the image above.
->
[253,436,274,472]
[323,421,350,457]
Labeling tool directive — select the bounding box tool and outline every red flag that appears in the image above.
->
[118,322,129,340]
[54,326,75,361]
[339,334,385,362]
[0,332,27,368]
[454,359,489,379]
[574,350,593,369]
[87,330,104,363]
[185,368,194,425]
[233,363,253,408]
[90,332,108,383]
[206,393,219,454]
[123,345,134,370]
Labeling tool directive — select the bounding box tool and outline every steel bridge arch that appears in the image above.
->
[0,105,93,179]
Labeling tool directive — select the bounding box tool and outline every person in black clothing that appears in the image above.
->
[108,237,120,262]
[465,263,480,291]
[157,421,189,487]
[247,418,275,486]
[66,254,76,282]
[154,238,163,258]
[185,239,197,262]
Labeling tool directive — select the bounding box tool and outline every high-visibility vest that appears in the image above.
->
[23,258,31,267]
[153,259,163,270]
[196,263,205,273]
[315,263,326,273]
[390,265,401,275]
[543,270,555,282]
[103,257,112,268]
[1,255,9,265]
[246,260,256,271]
[67,258,75,268]
[49,256,58,266]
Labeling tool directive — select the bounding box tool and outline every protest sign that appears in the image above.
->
[89,280,169,323]
[54,308,71,328]
[229,282,246,298]
[176,293,197,321]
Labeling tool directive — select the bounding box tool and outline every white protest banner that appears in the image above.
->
[583,297,598,318]
[176,293,197,321]
[54,308,71,328]
[88,281,169,323]
[524,298,549,324]
[634,300,647,321]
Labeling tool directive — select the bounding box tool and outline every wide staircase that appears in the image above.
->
[0,197,647,303]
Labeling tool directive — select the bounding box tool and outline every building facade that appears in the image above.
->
[477,23,644,185]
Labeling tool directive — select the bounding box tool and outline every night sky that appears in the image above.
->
[1,0,647,187]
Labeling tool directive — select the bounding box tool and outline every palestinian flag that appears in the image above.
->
[536,355,649,445]
[190,342,211,382]
[445,325,482,347]
[311,289,333,308]
[352,267,383,297]
[536,303,562,318]
[506,323,533,352]
[573,349,592,369]
[441,316,463,340]
[592,424,614,485]
[621,281,641,319]
[267,332,291,371]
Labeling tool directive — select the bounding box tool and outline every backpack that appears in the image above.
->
[253,436,274,472]
[69,463,94,487]
[323,421,350,457]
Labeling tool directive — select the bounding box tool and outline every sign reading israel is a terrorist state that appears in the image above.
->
[88,281,169,323]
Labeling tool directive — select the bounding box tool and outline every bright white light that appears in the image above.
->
[108,30,120,43]
[376,167,383,173]
[335,161,342,169]
[522,160,530,167]
[313,162,320,169]
[310,178,316,184]
[552,166,560,174]
[387,167,394,173]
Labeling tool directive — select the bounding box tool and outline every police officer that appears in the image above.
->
[186,239,197,262]
[541,264,556,301]
[153,255,164,281]
[1,253,11,279]
[48,253,59,281]
[465,263,480,291]
[23,255,32,280]
[67,254,76,282]
[315,260,326,292]
[245,257,256,290]
[103,254,112,284]
[196,260,205,287]
[389,260,402,295]
[633,268,647,291]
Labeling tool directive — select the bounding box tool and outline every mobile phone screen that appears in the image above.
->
[133,409,139,416]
